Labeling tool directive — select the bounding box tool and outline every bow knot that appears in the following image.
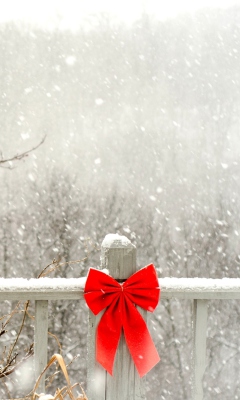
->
[84,263,160,377]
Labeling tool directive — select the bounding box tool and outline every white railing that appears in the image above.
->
[1,234,240,400]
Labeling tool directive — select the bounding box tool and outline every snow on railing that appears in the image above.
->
[1,234,240,400]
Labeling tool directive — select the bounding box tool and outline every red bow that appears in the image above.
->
[84,264,160,377]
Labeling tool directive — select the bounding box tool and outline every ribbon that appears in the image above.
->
[84,263,160,377]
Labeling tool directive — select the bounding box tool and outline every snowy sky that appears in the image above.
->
[0,0,239,28]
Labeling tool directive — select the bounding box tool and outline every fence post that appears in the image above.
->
[34,300,48,394]
[193,299,208,400]
[87,234,146,400]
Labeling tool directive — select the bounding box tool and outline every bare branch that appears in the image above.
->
[0,135,46,168]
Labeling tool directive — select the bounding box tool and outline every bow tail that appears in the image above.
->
[123,299,160,377]
[96,298,122,375]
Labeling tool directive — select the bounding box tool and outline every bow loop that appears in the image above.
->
[84,268,121,315]
[84,264,160,377]
[123,263,160,311]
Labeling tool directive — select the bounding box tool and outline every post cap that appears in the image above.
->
[101,234,134,249]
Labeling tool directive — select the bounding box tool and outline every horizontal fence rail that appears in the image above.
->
[1,277,240,300]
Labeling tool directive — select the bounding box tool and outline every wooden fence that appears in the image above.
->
[1,233,240,399]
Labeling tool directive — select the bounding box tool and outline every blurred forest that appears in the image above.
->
[1,4,240,399]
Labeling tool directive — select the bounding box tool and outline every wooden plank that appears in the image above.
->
[3,288,240,300]
[193,299,208,400]
[0,277,86,301]
[35,300,49,394]
[0,291,83,301]
[87,311,106,400]
[2,277,240,300]
[87,234,145,400]
[160,291,240,300]
[160,277,240,299]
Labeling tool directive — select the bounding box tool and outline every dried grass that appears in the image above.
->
[31,354,88,400]
[1,257,91,399]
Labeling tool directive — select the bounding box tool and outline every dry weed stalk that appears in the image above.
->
[32,354,88,400]
[1,257,85,378]
[0,301,33,379]
[1,254,91,398]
